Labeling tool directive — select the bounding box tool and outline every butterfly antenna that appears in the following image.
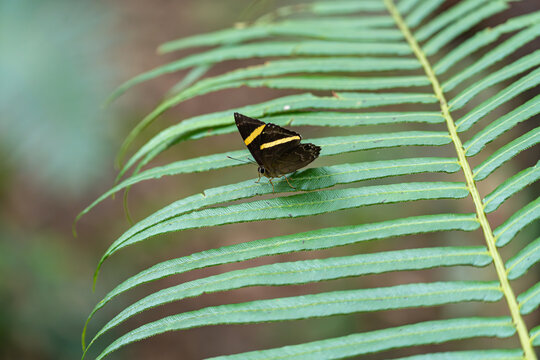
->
[227,155,257,165]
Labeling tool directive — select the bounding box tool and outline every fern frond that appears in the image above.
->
[79,0,540,358]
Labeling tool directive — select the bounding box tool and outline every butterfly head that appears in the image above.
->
[258,165,279,178]
[259,165,274,178]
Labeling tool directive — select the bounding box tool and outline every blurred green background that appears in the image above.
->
[0,1,271,359]
[0,0,538,359]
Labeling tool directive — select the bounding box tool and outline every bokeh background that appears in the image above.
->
[1,0,538,359]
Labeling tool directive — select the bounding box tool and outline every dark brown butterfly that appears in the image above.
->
[234,112,320,191]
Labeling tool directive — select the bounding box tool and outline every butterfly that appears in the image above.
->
[234,112,320,191]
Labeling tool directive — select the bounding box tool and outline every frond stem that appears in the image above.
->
[384,1,537,358]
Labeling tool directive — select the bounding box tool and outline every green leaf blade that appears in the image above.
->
[208,317,515,360]
[483,161,540,213]
[506,237,540,280]
[397,0,421,14]
[531,325,540,346]
[473,127,540,181]
[405,0,444,28]
[317,131,451,156]
[159,21,402,53]
[272,111,444,126]
[310,0,386,14]
[517,282,540,315]
[178,76,432,105]
[390,349,524,360]
[494,197,540,247]
[110,182,469,255]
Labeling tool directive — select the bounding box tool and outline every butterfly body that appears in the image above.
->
[234,113,320,188]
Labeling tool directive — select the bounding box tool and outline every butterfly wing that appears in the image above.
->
[234,112,319,177]
[258,122,302,175]
[235,113,301,168]
[234,112,266,165]
[270,143,321,176]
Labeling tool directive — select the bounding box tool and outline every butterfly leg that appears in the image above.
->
[268,178,275,192]
[255,171,261,183]
[282,175,296,190]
